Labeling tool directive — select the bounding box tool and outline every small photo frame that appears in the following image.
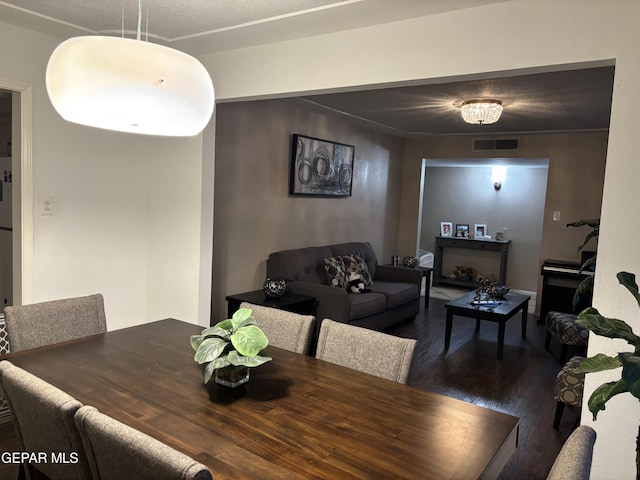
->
[474,224,487,239]
[440,221,453,237]
[455,224,470,237]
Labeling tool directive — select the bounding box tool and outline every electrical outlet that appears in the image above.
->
[40,196,54,215]
[553,211,561,222]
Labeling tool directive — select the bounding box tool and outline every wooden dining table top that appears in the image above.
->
[3,318,519,479]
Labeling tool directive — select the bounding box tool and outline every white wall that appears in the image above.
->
[0,21,211,329]
[199,1,640,477]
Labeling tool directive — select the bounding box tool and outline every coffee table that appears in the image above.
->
[444,291,531,360]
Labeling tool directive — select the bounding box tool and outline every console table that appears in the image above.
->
[433,236,511,288]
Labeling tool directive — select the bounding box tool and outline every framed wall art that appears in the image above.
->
[289,134,355,197]
[455,224,470,237]
[474,224,487,239]
[440,221,453,237]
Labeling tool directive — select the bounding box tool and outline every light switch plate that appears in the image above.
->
[40,196,54,215]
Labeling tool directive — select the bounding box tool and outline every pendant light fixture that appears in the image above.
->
[45,1,214,137]
[461,99,503,125]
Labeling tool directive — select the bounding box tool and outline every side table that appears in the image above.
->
[224,289,317,322]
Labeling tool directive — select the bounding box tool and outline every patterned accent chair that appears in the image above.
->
[553,355,586,430]
[545,311,589,362]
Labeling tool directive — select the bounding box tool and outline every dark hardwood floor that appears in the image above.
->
[386,296,578,480]
[0,296,575,479]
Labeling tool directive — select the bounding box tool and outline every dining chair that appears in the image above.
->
[546,425,596,480]
[74,405,213,480]
[239,302,316,354]
[4,293,107,352]
[0,360,91,480]
[315,318,417,384]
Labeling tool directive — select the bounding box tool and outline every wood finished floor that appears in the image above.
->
[0,296,576,479]
[387,297,578,480]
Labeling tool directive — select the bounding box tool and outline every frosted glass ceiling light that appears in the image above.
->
[461,100,503,125]
[45,3,214,136]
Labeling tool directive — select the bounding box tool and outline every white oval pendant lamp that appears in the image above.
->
[46,35,215,137]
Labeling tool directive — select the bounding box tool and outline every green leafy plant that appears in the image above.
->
[565,218,599,309]
[575,271,640,420]
[190,308,272,383]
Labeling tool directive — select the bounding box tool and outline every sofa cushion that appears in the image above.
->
[329,242,378,279]
[339,254,373,286]
[348,293,387,320]
[370,281,419,309]
[322,256,349,288]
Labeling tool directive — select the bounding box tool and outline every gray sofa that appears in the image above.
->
[266,242,422,331]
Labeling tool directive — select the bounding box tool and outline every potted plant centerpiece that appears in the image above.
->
[575,271,640,478]
[190,308,272,388]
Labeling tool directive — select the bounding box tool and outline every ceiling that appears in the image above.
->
[0,0,615,136]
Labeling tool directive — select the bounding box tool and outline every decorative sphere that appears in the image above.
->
[402,256,419,268]
[263,278,286,298]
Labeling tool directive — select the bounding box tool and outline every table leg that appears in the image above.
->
[475,318,481,330]
[521,303,529,338]
[497,321,505,360]
[444,310,453,350]
[424,272,431,309]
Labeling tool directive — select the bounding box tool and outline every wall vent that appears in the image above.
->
[473,138,519,151]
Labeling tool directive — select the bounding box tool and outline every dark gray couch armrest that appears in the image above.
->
[286,280,351,324]
[375,265,422,288]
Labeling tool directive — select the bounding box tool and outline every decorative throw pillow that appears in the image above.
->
[340,254,373,286]
[322,257,348,289]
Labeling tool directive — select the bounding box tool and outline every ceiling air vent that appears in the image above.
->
[473,138,519,151]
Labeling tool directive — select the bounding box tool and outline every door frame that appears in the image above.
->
[1,77,33,306]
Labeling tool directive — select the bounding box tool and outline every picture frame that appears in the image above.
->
[455,224,470,238]
[289,134,355,197]
[440,221,453,237]
[474,224,487,239]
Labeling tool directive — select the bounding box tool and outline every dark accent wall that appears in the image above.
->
[211,99,405,323]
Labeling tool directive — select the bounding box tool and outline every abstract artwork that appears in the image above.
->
[289,134,355,197]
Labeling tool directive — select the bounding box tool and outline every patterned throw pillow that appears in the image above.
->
[323,257,348,288]
[340,254,373,286]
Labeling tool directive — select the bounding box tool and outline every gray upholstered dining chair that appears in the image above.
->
[547,425,596,480]
[74,405,213,480]
[239,302,316,354]
[4,293,107,352]
[315,318,417,384]
[0,360,91,480]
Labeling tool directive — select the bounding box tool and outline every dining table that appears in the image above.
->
[3,318,519,479]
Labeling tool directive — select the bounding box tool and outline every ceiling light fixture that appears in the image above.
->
[461,100,503,125]
[45,1,214,137]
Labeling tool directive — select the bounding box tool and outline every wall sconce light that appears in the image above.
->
[492,165,507,191]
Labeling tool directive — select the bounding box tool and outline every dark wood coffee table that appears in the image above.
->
[444,291,531,360]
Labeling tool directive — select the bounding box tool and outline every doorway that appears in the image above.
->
[0,78,34,307]
[417,157,549,298]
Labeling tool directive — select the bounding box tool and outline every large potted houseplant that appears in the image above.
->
[190,308,272,387]
[575,271,640,479]
[565,218,599,310]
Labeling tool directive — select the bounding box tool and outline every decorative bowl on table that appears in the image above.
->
[402,256,419,268]
[263,278,287,298]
